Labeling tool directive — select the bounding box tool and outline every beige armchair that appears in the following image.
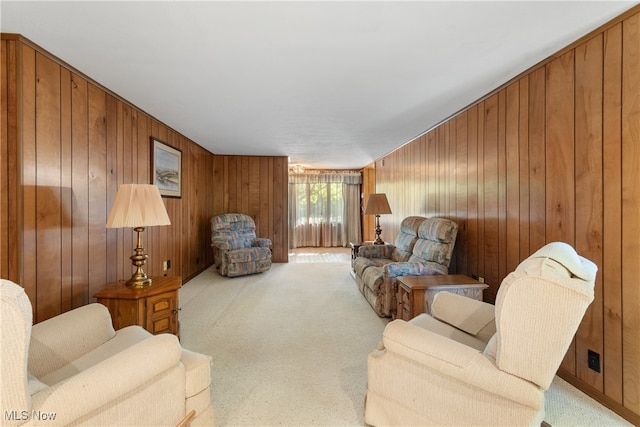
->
[1,279,214,427]
[365,242,596,426]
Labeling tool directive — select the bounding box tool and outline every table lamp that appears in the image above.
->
[364,193,392,245]
[106,184,171,287]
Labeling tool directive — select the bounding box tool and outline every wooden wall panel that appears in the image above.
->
[1,35,266,323]
[21,44,36,318]
[602,22,624,404]
[621,12,640,415]
[574,34,604,391]
[60,68,72,313]
[545,50,577,374]
[35,52,62,321]
[360,164,375,241]
[71,74,89,309]
[373,8,640,423]
[0,40,8,279]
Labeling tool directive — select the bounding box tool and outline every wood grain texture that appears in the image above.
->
[35,52,62,321]
[1,41,8,279]
[602,22,624,404]
[622,12,640,414]
[574,34,604,391]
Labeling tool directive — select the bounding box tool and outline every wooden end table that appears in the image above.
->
[94,275,181,337]
[395,274,488,321]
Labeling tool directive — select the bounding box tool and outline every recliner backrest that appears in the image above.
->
[390,216,427,262]
[409,217,458,268]
[490,242,596,390]
[211,213,257,250]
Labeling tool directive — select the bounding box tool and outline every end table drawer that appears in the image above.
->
[146,291,177,335]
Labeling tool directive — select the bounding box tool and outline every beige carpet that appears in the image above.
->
[179,261,631,426]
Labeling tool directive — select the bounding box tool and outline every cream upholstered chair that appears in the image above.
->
[210,213,272,277]
[365,242,596,426]
[0,279,214,427]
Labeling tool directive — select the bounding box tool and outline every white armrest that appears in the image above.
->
[30,334,182,425]
[380,320,542,409]
[29,304,116,378]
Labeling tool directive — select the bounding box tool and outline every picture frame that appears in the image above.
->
[151,137,182,198]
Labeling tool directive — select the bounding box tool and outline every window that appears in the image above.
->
[288,171,362,248]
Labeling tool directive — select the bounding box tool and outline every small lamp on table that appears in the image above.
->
[106,184,171,288]
[364,193,392,245]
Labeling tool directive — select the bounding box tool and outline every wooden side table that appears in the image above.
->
[395,274,488,321]
[94,275,181,337]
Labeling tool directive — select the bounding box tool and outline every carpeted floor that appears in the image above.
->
[179,260,631,426]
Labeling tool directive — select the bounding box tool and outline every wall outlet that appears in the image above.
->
[478,277,485,283]
[588,350,601,373]
[162,260,168,271]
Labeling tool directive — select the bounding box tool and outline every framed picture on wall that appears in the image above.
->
[151,137,182,198]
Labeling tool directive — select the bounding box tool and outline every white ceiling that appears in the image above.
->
[1,1,637,170]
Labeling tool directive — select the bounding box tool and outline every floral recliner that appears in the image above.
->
[354,216,458,317]
[211,213,272,277]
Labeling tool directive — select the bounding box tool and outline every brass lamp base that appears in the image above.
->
[125,272,152,288]
[373,214,385,245]
[126,226,153,288]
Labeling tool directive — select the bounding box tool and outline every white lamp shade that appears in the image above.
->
[106,184,171,228]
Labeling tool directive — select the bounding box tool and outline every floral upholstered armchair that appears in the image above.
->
[210,213,272,277]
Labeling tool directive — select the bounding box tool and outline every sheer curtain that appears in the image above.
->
[289,171,362,248]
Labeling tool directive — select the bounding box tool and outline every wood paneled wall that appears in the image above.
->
[1,35,289,323]
[372,8,640,423]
